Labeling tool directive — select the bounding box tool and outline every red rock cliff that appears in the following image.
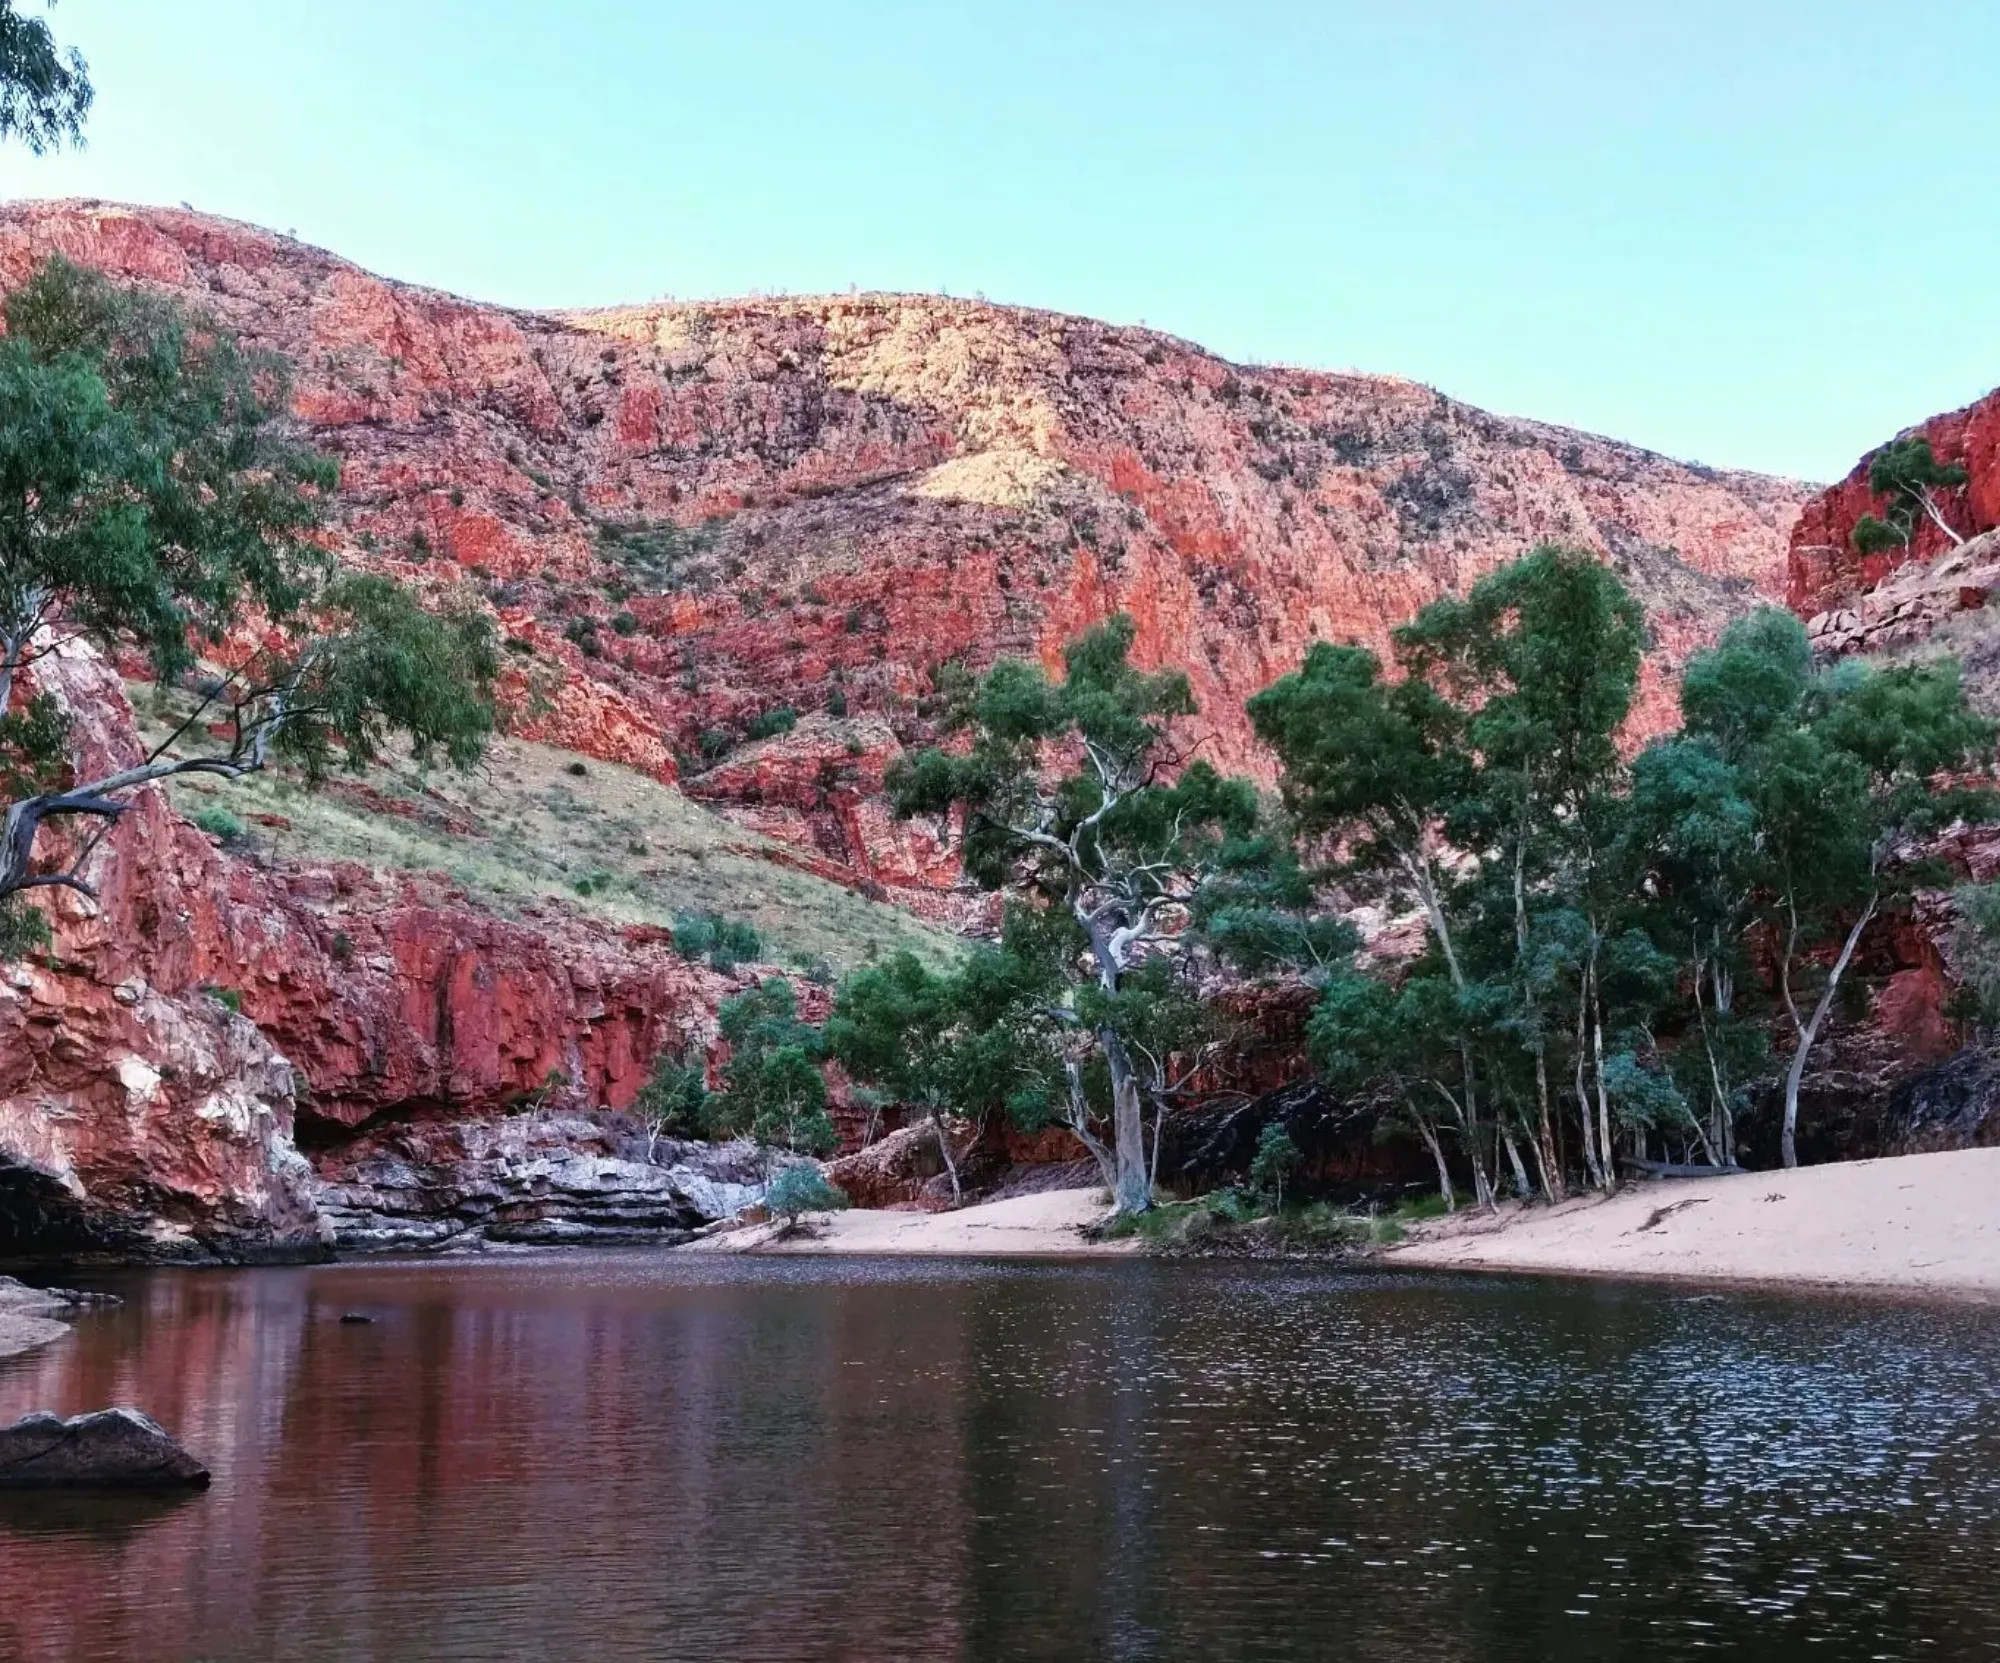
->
[1789,385,2000,616]
[0,201,1820,1250]
[0,201,1809,895]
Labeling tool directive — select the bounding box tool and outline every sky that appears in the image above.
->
[6,0,1997,483]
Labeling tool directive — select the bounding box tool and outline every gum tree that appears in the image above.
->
[888,616,1258,1214]
[0,258,497,948]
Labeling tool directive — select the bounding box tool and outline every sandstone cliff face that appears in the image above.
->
[1789,384,2000,617]
[0,201,1808,897]
[0,649,740,1258]
[0,202,1819,1250]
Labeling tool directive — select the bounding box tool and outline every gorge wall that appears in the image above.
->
[0,201,1808,898]
[0,200,1817,1253]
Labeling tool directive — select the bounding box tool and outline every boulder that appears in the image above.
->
[0,1409,210,1491]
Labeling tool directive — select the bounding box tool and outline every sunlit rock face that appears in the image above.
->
[0,202,1816,1250]
[0,200,1807,899]
[1790,385,2000,619]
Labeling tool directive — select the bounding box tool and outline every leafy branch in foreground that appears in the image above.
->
[0,0,90,154]
[0,257,497,932]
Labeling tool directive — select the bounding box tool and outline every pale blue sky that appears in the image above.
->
[9,0,1996,481]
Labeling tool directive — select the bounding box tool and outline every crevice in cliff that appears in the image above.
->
[0,1158,119,1260]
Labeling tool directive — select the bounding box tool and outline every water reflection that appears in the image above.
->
[1,1256,1996,1661]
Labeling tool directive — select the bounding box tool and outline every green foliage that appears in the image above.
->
[1850,437,1970,552]
[0,256,334,685]
[190,804,247,842]
[746,706,799,742]
[883,615,1290,1212]
[634,1050,713,1142]
[0,258,499,908]
[673,909,762,971]
[0,898,49,959]
[709,978,835,1155]
[764,1164,850,1225]
[1188,831,1356,976]
[1951,883,2000,1029]
[1248,1123,1302,1206]
[0,0,90,154]
[828,941,1069,1138]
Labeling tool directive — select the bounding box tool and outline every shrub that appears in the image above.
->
[191,805,247,843]
[0,900,50,960]
[673,910,763,971]
[1249,1123,1302,1208]
[746,706,798,742]
[765,1165,849,1227]
[826,688,847,718]
[636,1051,713,1146]
[611,610,640,636]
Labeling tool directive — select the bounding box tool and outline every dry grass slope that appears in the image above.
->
[138,694,960,974]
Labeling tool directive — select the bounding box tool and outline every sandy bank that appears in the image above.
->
[1389,1147,2000,1298]
[687,1186,1134,1257]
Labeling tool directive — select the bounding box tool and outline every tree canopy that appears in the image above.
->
[0,0,89,154]
[0,258,497,945]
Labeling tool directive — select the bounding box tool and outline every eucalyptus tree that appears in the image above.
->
[710,979,836,1156]
[0,0,90,153]
[887,615,1259,1214]
[1394,545,1648,1196]
[1245,637,1500,1203]
[1851,437,1970,554]
[1666,606,1991,1166]
[0,259,497,951]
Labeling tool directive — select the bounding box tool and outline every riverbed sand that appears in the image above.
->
[688,1185,1134,1256]
[1389,1146,2000,1297]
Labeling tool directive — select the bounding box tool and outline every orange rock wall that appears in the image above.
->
[0,202,1809,899]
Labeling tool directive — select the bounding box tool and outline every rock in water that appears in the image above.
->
[0,1409,211,1491]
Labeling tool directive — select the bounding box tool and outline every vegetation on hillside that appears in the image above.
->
[0,257,497,953]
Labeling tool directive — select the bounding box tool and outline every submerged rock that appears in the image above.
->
[0,1409,210,1491]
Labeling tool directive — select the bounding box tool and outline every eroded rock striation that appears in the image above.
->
[0,201,1818,1251]
[0,201,1807,898]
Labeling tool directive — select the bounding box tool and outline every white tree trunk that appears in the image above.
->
[1782,893,1878,1169]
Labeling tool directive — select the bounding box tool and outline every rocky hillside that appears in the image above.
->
[0,201,1808,904]
[0,201,1818,1258]
[1791,383,2000,618]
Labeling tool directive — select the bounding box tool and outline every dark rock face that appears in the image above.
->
[1158,1078,1430,1203]
[311,1113,769,1252]
[1884,1046,2000,1154]
[0,1409,210,1491]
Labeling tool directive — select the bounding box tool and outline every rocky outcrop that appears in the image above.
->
[0,1408,209,1490]
[313,1114,768,1251]
[1790,385,2000,617]
[0,203,1818,1251]
[1805,529,2000,660]
[0,646,739,1259]
[0,201,1809,904]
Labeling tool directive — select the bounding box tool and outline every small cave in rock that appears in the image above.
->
[0,1156,111,1260]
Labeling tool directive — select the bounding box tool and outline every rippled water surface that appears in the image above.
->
[2,1255,1999,1661]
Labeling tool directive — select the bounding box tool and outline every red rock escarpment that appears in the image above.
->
[0,201,1809,898]
[1789,384,2000,617]
[0,649,741,1257]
